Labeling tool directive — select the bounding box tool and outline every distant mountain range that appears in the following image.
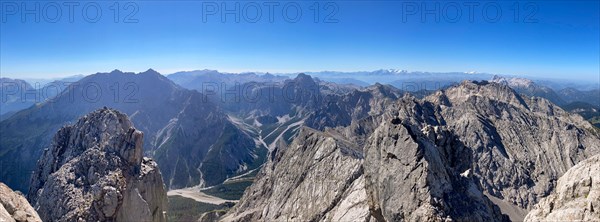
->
[2,68,599,221]
[0,78,36,117]
[285,69,598,91]
[0,69,264,192]
[7,69,596,95]
[0,76,82,120]
[167,70,288,91]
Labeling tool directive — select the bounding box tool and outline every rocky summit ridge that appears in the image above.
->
[225,80,600,221]
[27,108,168,222]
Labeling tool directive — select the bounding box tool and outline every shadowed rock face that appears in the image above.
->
[225,81,600,222]
[364,118,507,221]
[27,108,167,222]
[525,154,600,221]
[0,183,41,222]
[0,69,261,192]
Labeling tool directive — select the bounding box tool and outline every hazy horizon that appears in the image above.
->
[1,68,598,86]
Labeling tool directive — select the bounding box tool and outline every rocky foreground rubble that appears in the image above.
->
[525,154,600,221]
[0,183,41,222]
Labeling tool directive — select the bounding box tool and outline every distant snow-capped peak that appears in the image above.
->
[491,75,535,88]
[374,69,408,74]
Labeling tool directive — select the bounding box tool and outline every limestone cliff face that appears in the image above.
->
[226,81,600,222]
[525,154,600,221]
[0,183,41,222]
[27,108,168,222]
[363,118,507,221]
[425,81,600,210]
[304,83,402,131]
[222,128,369,222]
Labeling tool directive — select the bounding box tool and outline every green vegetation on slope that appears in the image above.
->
[167,196,232,222]
[202,179,255,200]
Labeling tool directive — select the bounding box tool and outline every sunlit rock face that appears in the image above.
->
[0,182,41,222]
[225,81,600,222]
[525,154,600,221]
[28,108,168,222]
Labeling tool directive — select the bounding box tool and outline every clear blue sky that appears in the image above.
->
[1,1,599,81]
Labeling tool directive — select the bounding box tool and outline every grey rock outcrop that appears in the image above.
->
[525,154,600,221]
[304,83,402,131]
[226,81,600,222]
[364,117,507,221]
[27,108,168,222]
[0,183,41,222]
[425,81,600,210]
[222,129,369,222]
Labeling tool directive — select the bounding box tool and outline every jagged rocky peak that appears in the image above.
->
[424,81,599,209]
[288,73,320,93]
[293,73,315,84]
[365,83,402,99]
[28,107,168,222]
[525,154,600,221]
[228,109,509,221]
[0,183,41,222]
[283,73,323,108]
[143,68,160,75]
[364,109,509,221]
[430,80,530,108]
[227,80,600,222]
[109,69,124,74]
